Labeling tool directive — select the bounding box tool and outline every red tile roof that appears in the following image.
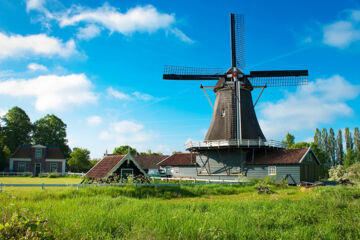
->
[134,155,168,170]
[247,148,310,165]
[86,155,125,179]
[157,153,197,166]
[46,147,65,159]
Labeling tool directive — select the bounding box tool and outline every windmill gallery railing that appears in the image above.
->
[185,139,286,149]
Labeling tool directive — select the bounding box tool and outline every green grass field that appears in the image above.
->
[0,177,360,239]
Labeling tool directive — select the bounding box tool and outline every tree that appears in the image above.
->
[0,125,10,170]
[354,127,360,158]
[344,148,356,168]
[321,128,330,166]
[139,149,163,155]
[344,127,353,151]
[172,151,183,154]
[113,145,137,155]
[284,132,295,148]
[292,142,310,149]
[314,128,321,146]
[2,107,32,152]
[328,128,336,166]
[336,129,344,165]
[32,114,71,158]
[67,148,91,172]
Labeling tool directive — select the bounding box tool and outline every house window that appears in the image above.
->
[35,149,42,159]
[50,163,58,173]
[268,166,276,176]
[18,163,26,172]
[121,169,133,179]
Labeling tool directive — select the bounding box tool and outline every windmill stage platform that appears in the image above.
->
[185,139,286,151]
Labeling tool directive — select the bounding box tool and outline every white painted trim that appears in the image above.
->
[32,144,46,148]
[45,159,66,174]
[10,158,32,161]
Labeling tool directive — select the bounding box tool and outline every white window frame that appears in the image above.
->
[18,162,26,172]
[50,163,58,173]
[35,149,42,159]
[268,166,276,176]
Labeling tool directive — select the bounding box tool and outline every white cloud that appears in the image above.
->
[323,9,360,48]
[0,74,97,111]
[28,2,192,42]
[27,63,48,71]
[258,75,360,139]
[26,0,46,12]
[107,87,155,101]
[77,24,101,40]
[107,87,131,100]
[99,120,153,149]
[86,115,102,126]
[132,91,154,101]
[169,27,194,43]
[0,32,77,59]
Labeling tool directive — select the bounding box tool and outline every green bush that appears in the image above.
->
[0,210,55,239]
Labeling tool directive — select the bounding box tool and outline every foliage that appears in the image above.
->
[0,127,10,170]
[1,185,360,239]
[1,107,32,153]
[139,149,163,155]
[328,165,347,182]
[172,151,183,154]
[284,132,295,148]
[0,209,55,239]
[344,148,356,168]
[336,129,344,165]
[113,145,138,155]
[345,127,353,151]
[345,162,360,184]
[291,142,310,149]
[32,114,71,158]
[328,128,336,166]
[67,148,91,172]
[329,163,360,184]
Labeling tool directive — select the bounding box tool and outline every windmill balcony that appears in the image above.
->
[185,139,286,150]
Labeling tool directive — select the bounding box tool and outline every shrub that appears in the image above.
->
[344,163,360,184]
[0,210,55,239]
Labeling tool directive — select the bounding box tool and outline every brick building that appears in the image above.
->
[9,144,66,176]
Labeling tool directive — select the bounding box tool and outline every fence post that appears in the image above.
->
[41,183,44,190]
[0,183,2,193]
[77,184,79,190]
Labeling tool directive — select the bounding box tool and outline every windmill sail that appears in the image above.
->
[248,70,308,87]
[230,14,245,69]
[163,65,225,80]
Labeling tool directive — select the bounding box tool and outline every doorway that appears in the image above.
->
[34,163,41,177]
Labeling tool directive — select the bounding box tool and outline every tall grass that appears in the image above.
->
[1,184,360,239]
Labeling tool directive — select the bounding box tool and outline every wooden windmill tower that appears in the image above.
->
[163,14,308,177]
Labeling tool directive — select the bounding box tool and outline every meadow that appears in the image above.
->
[0,177,360,239]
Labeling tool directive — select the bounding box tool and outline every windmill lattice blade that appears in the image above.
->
[163,65,225,80]
[231,14,245,69]
[248,70,308,87]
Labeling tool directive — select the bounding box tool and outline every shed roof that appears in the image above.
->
[86,155,125,179]
[157,153,197,166]
[134,155,168,170]
[246,147,318,165]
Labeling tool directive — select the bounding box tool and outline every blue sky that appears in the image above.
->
[0,0,359,158]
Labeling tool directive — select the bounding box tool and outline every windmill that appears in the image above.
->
[163,14,308,176]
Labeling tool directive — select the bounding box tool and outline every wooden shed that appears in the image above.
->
[157,153,198,177]
[245,147,320,184]
[86,152,148,180]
